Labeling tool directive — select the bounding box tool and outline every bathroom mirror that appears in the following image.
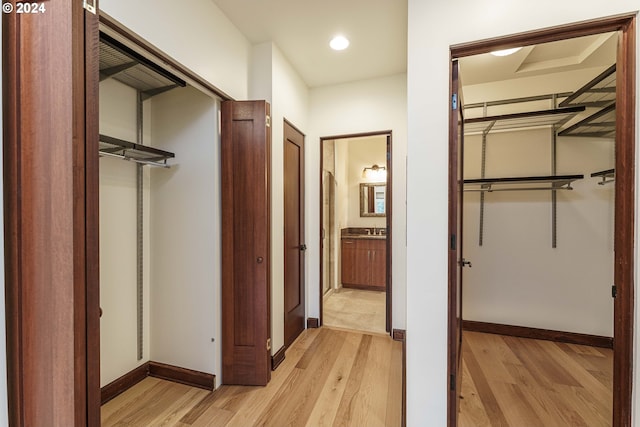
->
[360,182,386,217]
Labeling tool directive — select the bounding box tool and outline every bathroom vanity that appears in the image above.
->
[340,228,387,291]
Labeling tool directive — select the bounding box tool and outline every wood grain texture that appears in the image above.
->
[221,100,271,386]
[3,1,94,425]
[459,331,612,427]
[101,363,150,405]
[101,328,402,426]
[613,15,636,427]
[463,320,614,349]
[149,362,215,391]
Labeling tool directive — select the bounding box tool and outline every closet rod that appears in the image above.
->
[99,151,171,168]
[464,186,575,193]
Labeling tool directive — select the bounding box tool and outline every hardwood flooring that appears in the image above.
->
[323,288,386,334]
[102,327,402,426]
[459,331,613,427]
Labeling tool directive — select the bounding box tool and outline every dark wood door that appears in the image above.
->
[284,121,306,347]
[221,100,271,386]
[448,59,464,426]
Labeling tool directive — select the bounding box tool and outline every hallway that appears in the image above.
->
[102,327,403,426]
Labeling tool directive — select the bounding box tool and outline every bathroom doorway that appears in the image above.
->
[319,131,392,334]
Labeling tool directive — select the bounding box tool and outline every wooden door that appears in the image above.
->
[221,100,271,386]
[284,121,306,347]
[447,59,464,426]
[3,0,101,424]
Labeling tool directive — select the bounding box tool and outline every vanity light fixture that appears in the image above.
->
[362,164,387,180]
[490,47,522,57]
[330,35,350,51]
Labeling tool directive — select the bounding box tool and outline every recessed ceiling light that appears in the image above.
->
[490,47,522,57]
[330,35,350,51]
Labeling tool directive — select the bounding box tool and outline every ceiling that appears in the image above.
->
[209,1,616,98]
[210,0,408,88]
[459,32,617,103]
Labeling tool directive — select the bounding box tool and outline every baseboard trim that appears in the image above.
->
[101,362,149,405]
[462,320,613,349]
[271,346,287,371]
[392,329,406,342]
[307,317,320,328]
[148,361,215,390]
[342,283,385,292]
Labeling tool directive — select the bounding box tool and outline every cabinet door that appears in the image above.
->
[369,240,387,289]
[341,239,370,286]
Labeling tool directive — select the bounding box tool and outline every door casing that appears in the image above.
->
[447,13,636,427]
[319,130,393,333]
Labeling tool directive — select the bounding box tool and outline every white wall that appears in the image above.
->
[340,136,387,228]
[406,2,639,425]
[308,74,408,330]
[100,0,252,100]
[249,42,310,353]
[99,79,152,386]
[463,128,614,337]
[149,86,220,377]
[0,16,8,426]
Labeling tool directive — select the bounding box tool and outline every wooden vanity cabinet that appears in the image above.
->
[341,238,386,291]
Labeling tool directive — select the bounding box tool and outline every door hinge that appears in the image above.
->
[612,285,617,298]
[450,234,456,250]
[450,374,455,391]
[266,338,272,351]
[266,115,271,128]
[452,94,458,110]
[83,0,97,14]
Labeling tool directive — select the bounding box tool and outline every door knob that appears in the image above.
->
[299,244,307,251]
[257,257,264,264]
[461,258,472,267]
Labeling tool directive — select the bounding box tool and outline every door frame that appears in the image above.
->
[447,13,636,427]
[319,130,393,333]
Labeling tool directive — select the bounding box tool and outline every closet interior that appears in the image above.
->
[458,31,617,425]
[98,26,221,398]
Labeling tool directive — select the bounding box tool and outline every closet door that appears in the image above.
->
[221,100,272,386]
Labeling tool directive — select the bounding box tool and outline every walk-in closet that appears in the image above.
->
[457,31,617,426]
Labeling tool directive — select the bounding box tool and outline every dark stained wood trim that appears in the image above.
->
[392,329,406,342]
[463,320,614,349]
[100,363,150,405]
[4,1,94,424]
[613,15,636,427]
[319,130,393,335]
[386,133,393,333]
[3,5,22,424]
[83,3,102,425]
[449,15,636,427]
[148,361,215,391]
[450,12,638,58]
[320,130,393,141]
[99,11,233,101]
[307,318,320,328]
[402,331,406,427]
[271,346,287,371]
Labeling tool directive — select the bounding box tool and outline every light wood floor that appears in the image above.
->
[323,288,386,334]
[459,331,613,427]
[102,327,403,426]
